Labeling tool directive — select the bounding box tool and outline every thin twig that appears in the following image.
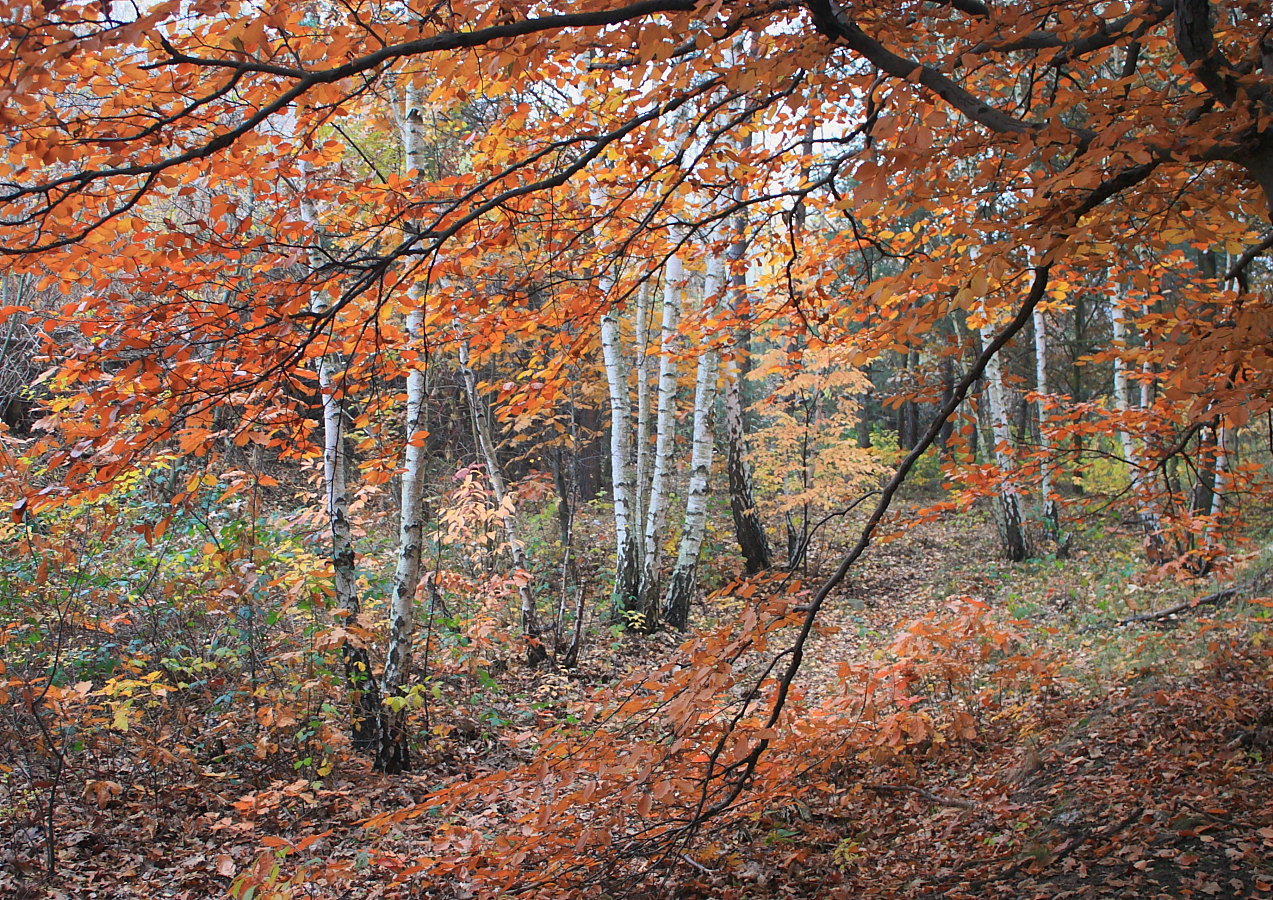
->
[1118,586,1238,625]
[680,853,716,876]
[865,782,977,810]
[1079,584,1243,632]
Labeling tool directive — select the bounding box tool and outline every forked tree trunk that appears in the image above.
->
[457,334,545,664]
[664,249,724,630]
[979,323,1029,562]
[638,233,684,629]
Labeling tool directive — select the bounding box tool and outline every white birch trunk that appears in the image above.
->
[1032,304,1058,531]
[638,231,684,627]
[378,83,430,771]
[591,185,642,615]
[663,248,724,630]
[980,322,1028,561]
[1110,299,1138,472]
[633,283,654,532]
[1210,422,1231,520]
[298,154,382,753]
[1110,296,1165,563]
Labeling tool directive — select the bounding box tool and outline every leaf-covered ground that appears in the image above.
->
[5,506,1272,899]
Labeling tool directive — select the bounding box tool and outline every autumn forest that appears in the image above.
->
[2,0,1273,897]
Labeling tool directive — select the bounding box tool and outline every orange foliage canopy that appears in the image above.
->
[1,2,1268,491]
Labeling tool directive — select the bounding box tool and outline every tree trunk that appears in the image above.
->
[633,283,654,533]
[551,439,572,548]
[938,353,955,449]
[721,148,771,575]
[1110,296,1166,563]
[1210,423,1230,519]
[1202,420,1234,560]
[638,234,684,629]
[1070,293,1087,486]
[575,402,604,503]
[980,323,1029,562]
[1032,304,1059,535]
[377,86,432,773]
[593,187,642,616]
[1191,424,1217,515]
[664,249,723,630]
[299,170,381,755]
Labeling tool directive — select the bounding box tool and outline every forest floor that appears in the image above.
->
[693,507,1273,900]
[6,504,1273,900]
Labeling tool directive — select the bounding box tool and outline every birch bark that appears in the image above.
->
[638,230,684,628]
[979,322,1028,561]
[378,83,430,772]
[1210,423,1230,520]
[600,331,641,609]
[633,283,654,534]
[592,185,642,616]
[1110,295,1165,563]
[663,247,724,630]
[1032,304,1059,533]
[292,113,385,754]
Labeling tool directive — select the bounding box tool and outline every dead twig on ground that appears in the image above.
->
[1078,585,1243,633]
[864,782,977,810]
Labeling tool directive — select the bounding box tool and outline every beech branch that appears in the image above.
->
[1224,231,1273,283]
[1174,0,1239,106]
[0,0,698,252]
[805,0,1036,135]
[925,0,991,18]
[968,1,1172,67]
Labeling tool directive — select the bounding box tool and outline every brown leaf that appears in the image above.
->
[82,780,122,809]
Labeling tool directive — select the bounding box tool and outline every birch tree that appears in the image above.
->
[979,319,1029,561]
[1032,304,1059,536]
[633,283,654,535]
[1211,424,1231,515]
[378,83,432,772]
[300,185,382,754]
[1109,292,1166,564]
[594,184,642,616]
[637,231,685,629]
[663,247,724,630]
